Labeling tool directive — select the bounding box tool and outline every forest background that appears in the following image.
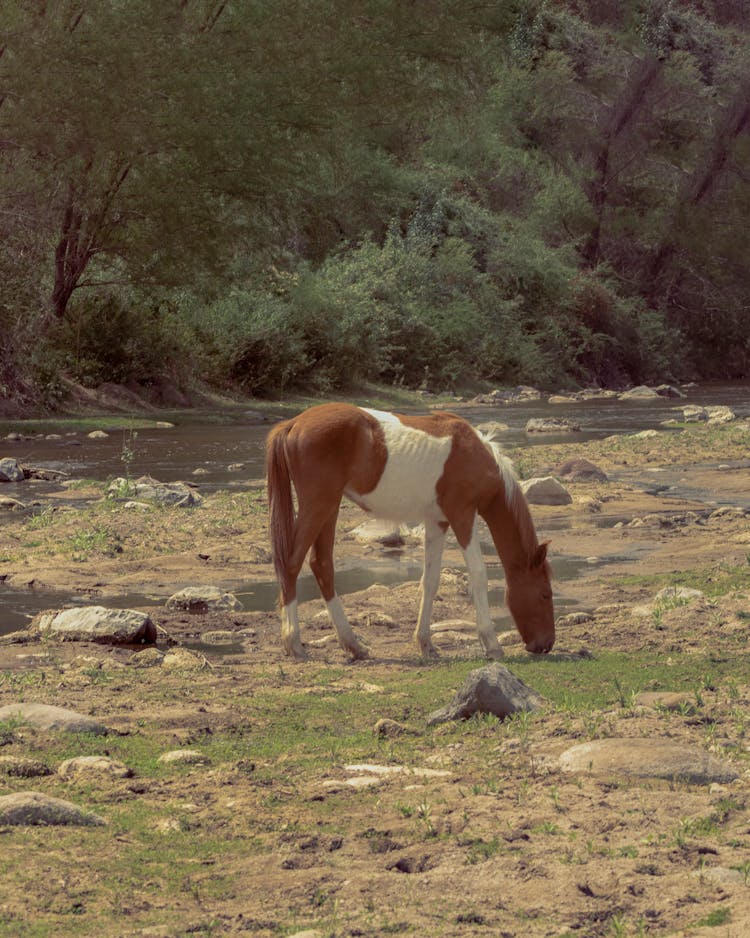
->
[1,0,749,410]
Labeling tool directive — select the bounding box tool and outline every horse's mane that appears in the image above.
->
[475,428,541,559]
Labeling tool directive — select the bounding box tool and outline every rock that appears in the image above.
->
[633,429,660,439]
[0,703,108,735]
[693,866,746,886]
[0,756,53,778]
[0,495,25,510]
[525,417,581,434]
[350,519,407,546]
[0,791,106,826]
[87,430,109,439]
[618,386,661,401]
[33,606,156,645]
[556,739,738,784]
[200,630,241,646]
[161,648,206,671]
[158,749,209,765]
[520,477,572,506]
[129,647,165,667]
[681,405,708,423]
[475,421,510,437]
[706,405,736,425]
[0,457,24,482]
[654,384,687,398]
[556,612,594,626]
[23,466,69,481]
[58,755,132,779]
[165,586,241,613]
[555,458,608,482]
[548,394,576,404]
[108,475,202,507]
[635,692,696,713]
[373,718,415,738]
[654,586,706,604]
[427,663,544,725]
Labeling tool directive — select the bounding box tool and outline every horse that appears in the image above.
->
[266,402,555,660]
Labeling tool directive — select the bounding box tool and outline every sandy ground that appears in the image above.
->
[1,419,750,937]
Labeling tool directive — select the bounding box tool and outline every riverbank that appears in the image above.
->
[1,413,750,936]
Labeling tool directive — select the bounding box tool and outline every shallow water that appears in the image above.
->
[1,383,749,635]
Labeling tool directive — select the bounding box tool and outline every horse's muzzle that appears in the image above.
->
[526,637,554,655]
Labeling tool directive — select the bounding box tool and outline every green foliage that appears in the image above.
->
[0,1,749,402]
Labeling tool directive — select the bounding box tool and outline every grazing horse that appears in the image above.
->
[266,403,554,660]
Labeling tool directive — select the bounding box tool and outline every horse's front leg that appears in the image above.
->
[413,520,447,657]
[460,522,503,659]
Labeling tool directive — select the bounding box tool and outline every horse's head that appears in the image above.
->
[505,541,555,654]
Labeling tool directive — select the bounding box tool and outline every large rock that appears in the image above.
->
[33,606,156,644]
[520,477,573,505]
[0,457,24,482]
[165,586,241,612]
[427,663,544,725]
[0,703,108,734]
[525,417,581,434]
[108,475,202,507]
[0,791,106,826]
[556,738,738,784]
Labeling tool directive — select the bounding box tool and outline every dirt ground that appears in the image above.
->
[1,419,750,937]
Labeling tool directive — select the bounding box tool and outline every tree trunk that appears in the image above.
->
[580,55,662,268]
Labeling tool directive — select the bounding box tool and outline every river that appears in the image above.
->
[1,383,749,635]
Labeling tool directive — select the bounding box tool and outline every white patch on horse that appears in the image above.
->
[348,408,452,524]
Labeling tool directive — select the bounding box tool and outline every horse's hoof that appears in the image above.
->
[284,643,308,661]
[348,643,370,661]
[418,643,440,659]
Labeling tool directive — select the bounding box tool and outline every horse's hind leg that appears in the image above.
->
[310,512,369,660]
[413,520,447,657]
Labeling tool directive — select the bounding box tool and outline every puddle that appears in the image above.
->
[1,546,604,640]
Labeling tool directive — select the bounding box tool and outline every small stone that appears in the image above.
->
[200,630,241,646]
[129,647,165,668]
[158,749,209,765]
[374,718,413,738]
[161,648,206,671]
[525,417,581,434]
[87,430,109,439]
[165,586,241,612]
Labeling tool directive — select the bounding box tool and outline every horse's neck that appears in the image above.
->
[480,489,537,572]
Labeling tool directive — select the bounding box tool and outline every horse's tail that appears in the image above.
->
[266,420,295,589]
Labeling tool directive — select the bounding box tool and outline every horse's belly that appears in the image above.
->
[348,482,446,524]
[346,411,452,523]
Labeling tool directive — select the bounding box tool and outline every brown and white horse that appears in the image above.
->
[266,403,554,660]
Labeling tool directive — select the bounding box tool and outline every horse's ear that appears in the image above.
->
[532,541,550,569]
